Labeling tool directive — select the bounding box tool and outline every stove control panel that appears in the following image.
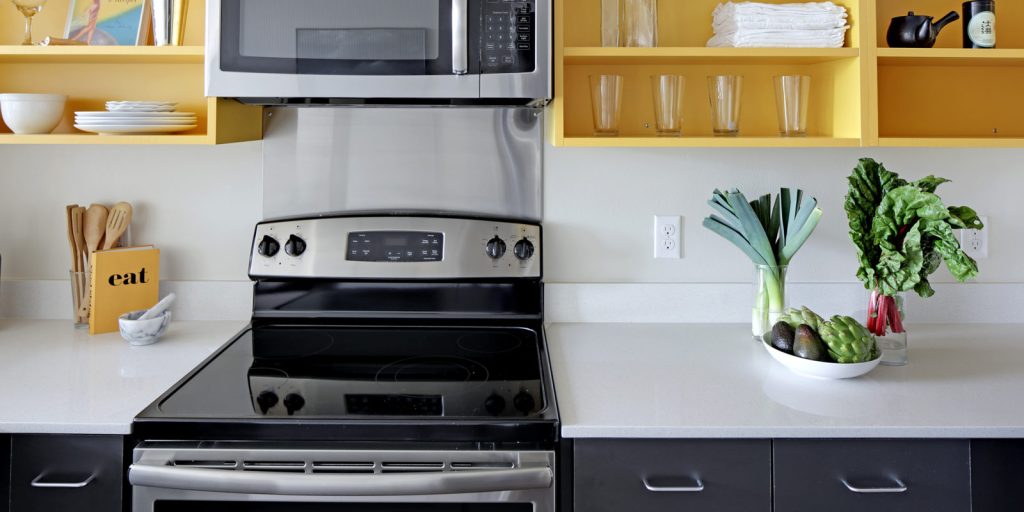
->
[250,216,540,279]
[250,376,542,418]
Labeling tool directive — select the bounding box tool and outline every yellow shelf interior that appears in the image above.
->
[0,0,261,144]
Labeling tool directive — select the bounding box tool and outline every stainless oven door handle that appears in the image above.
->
[129,464,552,496]
[451,0,469,74]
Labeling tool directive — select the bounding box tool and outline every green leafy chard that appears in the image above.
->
[844,159,982,336]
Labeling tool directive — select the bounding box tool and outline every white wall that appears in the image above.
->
[0,143,261,281]
[1,139,1020,321]
[543,145,1023,286]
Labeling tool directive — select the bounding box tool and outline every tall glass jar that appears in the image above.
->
[753,264,787,340]
[866,288,908,365]
[620,0,657,47]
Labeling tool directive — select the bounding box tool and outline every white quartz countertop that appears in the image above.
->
[548,323,1024,439]
[0,319,244,435]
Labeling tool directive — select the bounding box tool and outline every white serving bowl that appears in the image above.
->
[0,94,67,134]
[762,340,881,379]
[118,309,172,346]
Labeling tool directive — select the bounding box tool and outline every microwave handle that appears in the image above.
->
[129,463,551,496]
[451,0,469,74]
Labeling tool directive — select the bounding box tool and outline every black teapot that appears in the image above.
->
[887,11,960,48]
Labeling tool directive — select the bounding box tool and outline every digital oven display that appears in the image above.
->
[346,231,443,262]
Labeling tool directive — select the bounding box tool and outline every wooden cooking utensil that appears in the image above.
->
[102,202,132,250]
[79,204,109,320]
[71,206,88,324]
[65,204,79,273]
[71,206,87,272]
[83,204,108,262]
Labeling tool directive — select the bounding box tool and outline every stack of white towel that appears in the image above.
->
[707,2,849,48]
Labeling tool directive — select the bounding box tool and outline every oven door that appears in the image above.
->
[207,0,479,99]
[130,446,555,512]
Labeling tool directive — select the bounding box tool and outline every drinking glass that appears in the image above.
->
[621,0,656,47]
[590,74,624,136]
[650,74,685,136]
[773,75,811,136]
[10,0,47,45]
[601,0,619,46]
[707,75,743,136]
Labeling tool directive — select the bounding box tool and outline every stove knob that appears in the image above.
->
[513,239,535,260]
[285,234,307,256]
[284,393,305,416]
[257,235,280,257]
[513,390,536,415]
[485,236,506,259]
[256,391,279,414]
[484,393,506,416]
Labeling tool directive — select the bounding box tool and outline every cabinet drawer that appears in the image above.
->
[11,435,124,512]
[774,439,970,512]
[574,439,771,512]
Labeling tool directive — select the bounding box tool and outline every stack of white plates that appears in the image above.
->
[75,111,197,135]
[105,101,178,113]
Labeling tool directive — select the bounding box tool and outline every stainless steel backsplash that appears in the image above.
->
[261,107,543,221]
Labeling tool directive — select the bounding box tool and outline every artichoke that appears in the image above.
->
[778,307,825,332]
[819,315,879,363]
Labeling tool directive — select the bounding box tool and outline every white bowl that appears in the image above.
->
[0,94,67,134]
[118,309,171,346]
[762,340,881,379]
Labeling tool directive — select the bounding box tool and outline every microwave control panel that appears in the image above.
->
[481,0,535,73]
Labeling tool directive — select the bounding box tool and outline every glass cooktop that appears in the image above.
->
[154,325,546,420]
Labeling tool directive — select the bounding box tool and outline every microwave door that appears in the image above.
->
[207,0,481,99]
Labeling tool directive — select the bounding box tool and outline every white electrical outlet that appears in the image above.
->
[654,215,682,259]
[961,215,989,259]
[961,216,989,259]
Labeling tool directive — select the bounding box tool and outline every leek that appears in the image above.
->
[703,188,823,337]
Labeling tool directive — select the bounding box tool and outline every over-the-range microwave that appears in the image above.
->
[206,0,551,105]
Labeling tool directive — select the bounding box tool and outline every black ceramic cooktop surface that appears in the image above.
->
[149,325,548,421]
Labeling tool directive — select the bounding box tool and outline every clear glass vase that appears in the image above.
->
[866,289,908,366]
[753,264,787,340]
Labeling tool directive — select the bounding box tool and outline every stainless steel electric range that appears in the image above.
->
[130,214,557,512]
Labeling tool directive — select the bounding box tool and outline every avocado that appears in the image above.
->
[793,324,829,362]
[770,321,795,353]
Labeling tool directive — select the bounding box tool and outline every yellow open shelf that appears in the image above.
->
[562,136,862,148]
[879,138,1024,148]
[0,0,261,145]
[0,45,204,64]
[878,48,1024,67]
[553,0,1024,148]
[564,47,860,65]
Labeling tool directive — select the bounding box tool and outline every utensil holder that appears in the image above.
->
[70,270,90,328]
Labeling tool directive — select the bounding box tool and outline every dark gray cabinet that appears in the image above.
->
[9,435,124,512]
[0,435,9,512]
[574,439,772,512]
[971,440,1024,512]
[773,440,971,512]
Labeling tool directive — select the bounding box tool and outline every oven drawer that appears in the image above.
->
[130,445,555,512]
[11,434,124,512]
[773,439,970,512]
[573,439,771,512]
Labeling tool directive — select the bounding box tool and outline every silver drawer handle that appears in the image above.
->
[31,473,96,489]
[643,477,704,493]
[842,478,907,494]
